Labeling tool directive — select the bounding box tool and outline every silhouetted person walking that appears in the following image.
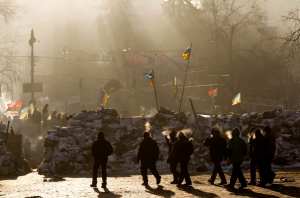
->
[263,126,276,185]
[165,129,179,184]
[174,132,194,187]
[227,128,247,190]
[42,104,49,124]
[90,132,113,188]
[204,128,227,185]
[137,132,161,186]
[249,128,265,185]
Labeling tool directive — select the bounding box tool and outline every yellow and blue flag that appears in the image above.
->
[182,47,192,61]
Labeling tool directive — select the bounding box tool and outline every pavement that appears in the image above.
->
[0,170,300,198]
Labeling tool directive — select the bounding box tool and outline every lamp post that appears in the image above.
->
[29,29,37,105]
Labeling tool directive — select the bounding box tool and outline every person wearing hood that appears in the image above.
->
[137,132,161,186]
[205,128,227,185]
[262,126,276,186]
[249,128,265,185]
[173,132,194,187]
[165,129,179,184]
[227,128,247,190]
[90,131,113,188]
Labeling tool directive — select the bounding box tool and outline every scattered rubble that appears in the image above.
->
[38,108,300,176]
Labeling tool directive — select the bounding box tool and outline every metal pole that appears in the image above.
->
[31,42,34,104]
[178,44,192,112]
[211,96,216,114]
[29,29,36,106]
[79,78,83,109]
[188,98,200,131]
[152,70,160,111]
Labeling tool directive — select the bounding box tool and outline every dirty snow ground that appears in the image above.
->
[0,170,299,198]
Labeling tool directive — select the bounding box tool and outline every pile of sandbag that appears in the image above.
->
[0,132,31,176]
[38,108,300,176]
[38,108,200,176]
[38,109,145,175]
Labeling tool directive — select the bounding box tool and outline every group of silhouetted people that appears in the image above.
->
[137,130,194,187]
[205,126,276,190]
[165,130,194,187]
[90,126,276,191]
[90,129,194,188]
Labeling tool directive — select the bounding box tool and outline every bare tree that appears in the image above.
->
[0,0,17,97]
[0,0,15,22]
[163,0,289,109]
[283,9,300,58]
[202,0,264,91]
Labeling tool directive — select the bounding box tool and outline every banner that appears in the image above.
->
[7,100,23,111]
[208,88,218,97]
[144,71,155,88]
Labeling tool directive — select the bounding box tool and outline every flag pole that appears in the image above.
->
[173,76,179,109]
[211,96,216,114]
[152,69,160,112]
[178,43,192,112]
[189,98,200,132]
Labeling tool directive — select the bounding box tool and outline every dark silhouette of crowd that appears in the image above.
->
[90,125,277,193]
[248,126,276,187]
[90,128,194,189]
[173,132,194,187]
[204,126,276,190]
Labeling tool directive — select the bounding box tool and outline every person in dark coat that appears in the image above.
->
[42,104,49,132]
[249,128,265,185]
[204,128,227,185]
[227,128,247,190]
[248,128,257,185]
[263,126,276,185]
[137,132,161,186]
[165,129,179,184]
[90,132,113,188]
[174,132,194,187]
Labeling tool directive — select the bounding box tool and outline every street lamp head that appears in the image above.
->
[29,29,36,46]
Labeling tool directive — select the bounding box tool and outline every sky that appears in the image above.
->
[4,0,300,57]
[1,0,300,103]
[264,0,300,25]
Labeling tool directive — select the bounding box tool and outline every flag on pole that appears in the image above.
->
[208,88,218,97]
[144,71,154,80]
[232,92,241,106]
[7,100,23,111]
[182,47,192,61]
[144,71,155,87]
[144,70,160,110]
[101,92,110,107]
